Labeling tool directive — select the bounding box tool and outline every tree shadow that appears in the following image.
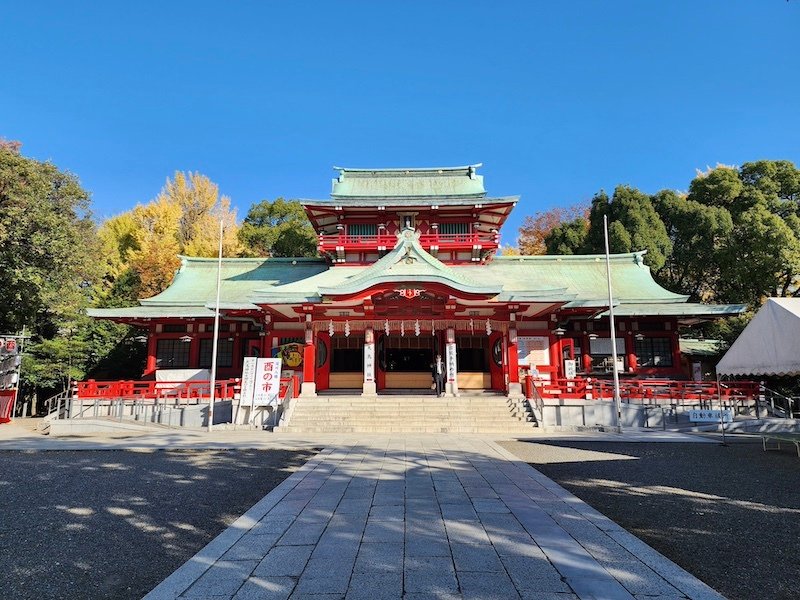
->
[500,439,800,600]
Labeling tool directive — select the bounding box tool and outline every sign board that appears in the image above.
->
[240,356,258,406]
[252,358,283,407]
[517,336,549,367]
[363,342,375,383]
[564,359,577,380]
[688,409,733,423]
[445,343,457,383]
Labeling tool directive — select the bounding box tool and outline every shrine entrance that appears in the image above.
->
[378,334,440,390]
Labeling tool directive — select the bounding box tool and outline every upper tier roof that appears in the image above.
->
[330,164,486,198]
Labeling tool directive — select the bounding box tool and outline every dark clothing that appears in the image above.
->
[432,359,445,396]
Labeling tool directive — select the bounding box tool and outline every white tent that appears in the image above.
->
[717,298,800,377]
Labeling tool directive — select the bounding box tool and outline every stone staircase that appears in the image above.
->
[274,394,538,434]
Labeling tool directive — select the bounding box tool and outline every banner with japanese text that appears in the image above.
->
[252,358,283,406]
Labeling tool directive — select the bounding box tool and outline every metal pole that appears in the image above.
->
[717,373,727,446]
[208,218,224,432]
[603,215,623,432]
[11,325,26,418]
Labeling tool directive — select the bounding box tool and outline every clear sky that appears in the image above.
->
[3,1,799,243]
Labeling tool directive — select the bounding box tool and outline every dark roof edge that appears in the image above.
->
[301,195,518,205]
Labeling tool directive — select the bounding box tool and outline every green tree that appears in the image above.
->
[238,198,317,257]
[0,147,107,407]
[573,186,672,271]
[544,217,588,255]
[652,190,733,300]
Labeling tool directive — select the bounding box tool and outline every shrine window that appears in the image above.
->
[588,337,626,372]
[456,335,489,372]
[439,222,470,235]
[635,337,673,368]
[156,338,190,368]
[348,223,377,236]
[163,324,187,333]
[331,336,364,372]
[198,338,234,369]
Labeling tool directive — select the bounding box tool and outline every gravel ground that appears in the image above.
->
[0,449,316,600]
[500,437,800,600]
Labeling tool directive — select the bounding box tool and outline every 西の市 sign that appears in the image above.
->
[252,358,283,407]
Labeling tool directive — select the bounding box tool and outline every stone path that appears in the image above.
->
[144,437,724,600]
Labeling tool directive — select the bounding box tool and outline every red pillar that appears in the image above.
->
[549,336,561,378]
[508,334,519,384]
[672,331,682,374]
[145,329,157,376]
[582,335,593,373]
[303,334,316,385]
[625,333,637,373]
[189,337,201,369]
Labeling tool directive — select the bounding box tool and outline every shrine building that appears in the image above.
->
[89,165,746,398]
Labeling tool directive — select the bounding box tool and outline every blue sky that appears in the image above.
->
[2,1,799,243]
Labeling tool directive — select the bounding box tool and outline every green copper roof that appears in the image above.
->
[596,302,747,318]
[86,306,217,319]
[484,252,689,304]
[331,165,486,198]
[140,256,328,306]
[679,338,726,357]
[88,249,738,321]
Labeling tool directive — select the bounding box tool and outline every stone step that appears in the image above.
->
[274,426,536,434]
[282,392,537,434]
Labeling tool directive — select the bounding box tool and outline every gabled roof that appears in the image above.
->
[315,229,501,296]
[87,250,743,321]
[331,164,486,198]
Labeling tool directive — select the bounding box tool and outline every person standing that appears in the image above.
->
[432,353,445,397]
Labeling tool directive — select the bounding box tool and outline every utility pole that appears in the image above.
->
[208,219,224,433]
[604,215,623,432]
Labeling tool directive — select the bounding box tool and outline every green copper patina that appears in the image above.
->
[331,165,486,198]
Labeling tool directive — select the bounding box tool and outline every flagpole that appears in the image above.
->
[604,215,623,432]
[208,219,224,433]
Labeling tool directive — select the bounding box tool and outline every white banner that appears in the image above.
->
[446,343,457,383]
[241,357,258,406]
[253,358,283,407]
[364,343,375,383]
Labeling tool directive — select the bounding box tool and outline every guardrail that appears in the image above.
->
[318,232,499,249]
[525,376,759,405]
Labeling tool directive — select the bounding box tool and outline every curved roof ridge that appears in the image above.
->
[495,250,647,263]
[333,164,482,173]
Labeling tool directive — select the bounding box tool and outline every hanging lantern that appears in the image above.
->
[414,319,420,337]
[485,319,492,336]
[344,320,350,337]
[385,319,390,336]
[400,321,405,337]
[328,320,334,337]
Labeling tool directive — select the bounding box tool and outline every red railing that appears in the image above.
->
[75,376,301,403]
[525,376,759,403]
[317,232,499,251]
[75,379,240,400]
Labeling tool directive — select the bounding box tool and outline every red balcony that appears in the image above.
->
[318,231,500,256]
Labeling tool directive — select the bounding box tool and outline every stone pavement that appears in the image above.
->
[144,437,724,600]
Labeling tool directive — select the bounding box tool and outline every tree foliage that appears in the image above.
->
[517,203,588,255]
[98,171,243,300]
[0,147,109,402]
[530,160,800,310]
[238,198,317,257]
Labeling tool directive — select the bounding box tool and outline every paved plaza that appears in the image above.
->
[141,436,723,600]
